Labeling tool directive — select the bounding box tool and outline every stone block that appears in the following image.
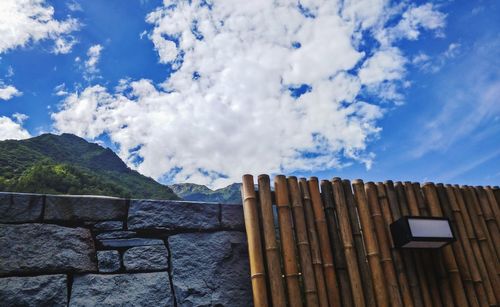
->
[97,250,121,273]
[221,204,245,230]
[70,272,173,306]
[128,200,219,230]
[93,221,123,230]
[123,245,168,271]
[169,231,252,306]
[0,274,67,307]
[44,195,127,222]
[98,238,164,249]
[0,223,97,275]
[96,231,137,240]
[0,192,43,223]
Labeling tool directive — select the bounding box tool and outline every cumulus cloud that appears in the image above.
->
[53,0,446,188]
[0,0,80,54]
[0,84,22,100]
[0,116,30,140]
[83,44,103,79]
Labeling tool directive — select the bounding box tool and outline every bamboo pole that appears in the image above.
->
[332,177,371,306]
[385,181,423,307]
[376,182,414,307]
[274,175,303,307]
[257,175,287,307]
[445,185,488,307]
[484,186,500,229]
[436,184,480,307]
[422,183,469,307]
[469,187,497,261]
[411,182,454,307]
[454,185,497,306]
[242,174,269,307]
[340,178,376,306]
[321,179,353,307]
[462,186,500,303]
[288,176,319,307]
[474,187,500,260]
[352,179,389,307]
[300,178,329,307]
[308,177,341,307]
[400,182,435,307]
[365,182,403,306]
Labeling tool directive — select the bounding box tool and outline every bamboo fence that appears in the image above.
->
[241,175,500,307]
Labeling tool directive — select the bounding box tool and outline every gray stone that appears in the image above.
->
[221,204,245,230]
[123,245,168,271]
[70,272,173,306]
[169,231,252,307]
[0,192,43,223]
[93,220,123,230]
[0,274,67,307]
[128,200,219,230]
[99,238,164,248]
[0,223,97,275]
[97,250,121,273]
[96,231,137,240]
[44,195,127,222]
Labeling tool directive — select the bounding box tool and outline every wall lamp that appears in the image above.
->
[390,216,455,249]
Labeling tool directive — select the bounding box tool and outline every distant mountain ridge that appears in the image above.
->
[0,133,178,200]
[170,183,242,204]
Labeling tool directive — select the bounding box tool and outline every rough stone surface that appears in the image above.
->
[70,272,173,306]
[93,221,123,230]
[128,200,219,230]
[96,231,136,240]
[0,274,67,307]
[44,195,127,222]
[97,250,121,273]
[221,204,245,230]
[123,245,168,271]
[0,192,43,223]
[169,231,252,307]
[98,238,164,248]
[0,223,97,275]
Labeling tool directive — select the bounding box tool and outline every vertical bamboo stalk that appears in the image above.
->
[484,186,500,229]
[300,178,329,307]
[454,185,497,306]
[257,175,287,307]
[436,184,480,307]
[384,180,424,307]
[445,185,488,307]
[288,176,319,307]
[332,177,371,306]
[376,182,414,307]
[352,179,389,307]
[422,183,469,307]
[469,187,497,260]
[400,182,435,307]
[343,179,376,307]
[242,174,269,307]
[321,179,354,307]
[365,182,403,306]
[274,175,303,307]
[308,177,341,307]
[462,186,500,303]
[411,182,454,307]
[474,187,500,260]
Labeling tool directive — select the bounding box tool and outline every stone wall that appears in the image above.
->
[0,192,252,306]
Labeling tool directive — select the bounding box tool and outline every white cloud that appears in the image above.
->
[67,0,82,12]
[0,0,80,54]
[412,42,461,73]
[0,116,30,140]
[0,84,22,100]
[53,0,445,188]
[12,112,29,124]
[53,36,78,54]
[84,44,103,78]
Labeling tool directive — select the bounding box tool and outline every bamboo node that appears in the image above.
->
[366,251,380,257]
[266,246,279,251]
[323,263,334,268]
[297,241,310,246]
[242,196,257,202]
[251,273,266,279]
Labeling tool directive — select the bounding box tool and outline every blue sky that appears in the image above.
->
[0,0,499,188]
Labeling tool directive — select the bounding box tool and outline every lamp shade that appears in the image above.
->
[390,216,455,249]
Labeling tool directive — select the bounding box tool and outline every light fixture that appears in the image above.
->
[390,216,455,249]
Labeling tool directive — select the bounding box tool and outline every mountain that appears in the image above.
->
[0,133,178,200]
[170,183,242,204]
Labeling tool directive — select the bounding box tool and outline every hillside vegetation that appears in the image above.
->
[0,133,178,199]
[169,183,242,204]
